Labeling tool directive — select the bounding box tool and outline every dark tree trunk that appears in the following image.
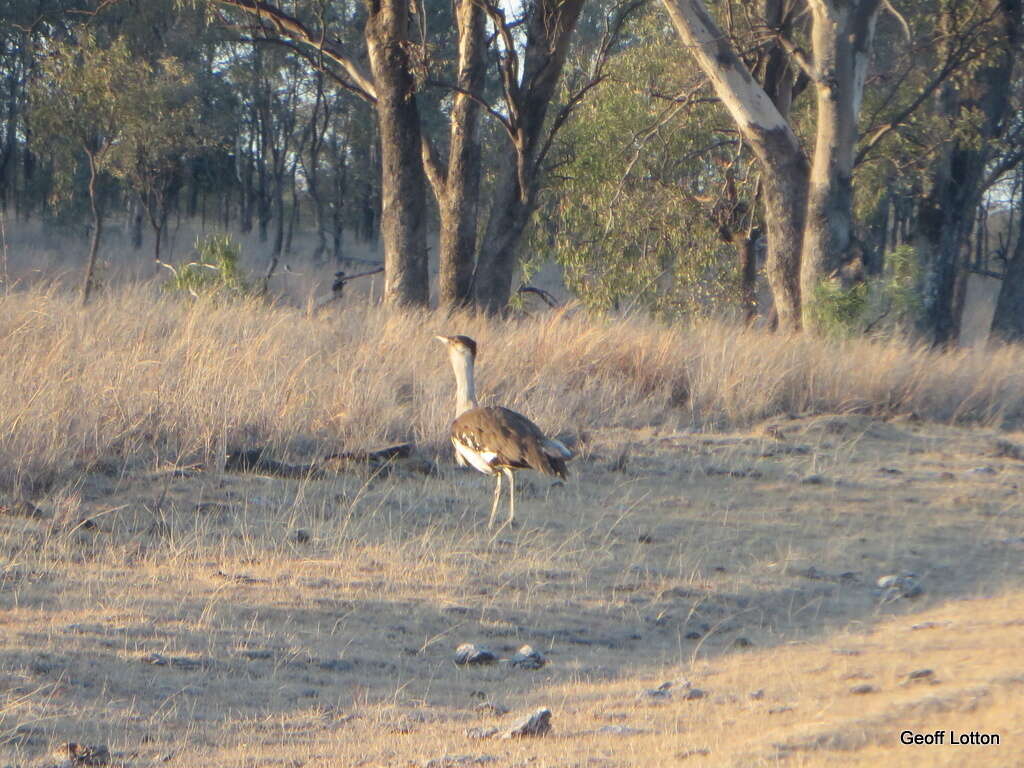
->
[915,0,1019,345]
[365,0,430,306]
[739,228,761,324]
[760,142,809,331]
[474,0,586,314]
[914,145,984,345]
[434,0,486,308]
[82,155,104,306]
[991,208,1024,341]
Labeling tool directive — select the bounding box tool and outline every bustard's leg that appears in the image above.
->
[504,468,516,527]
[488,471,503,529]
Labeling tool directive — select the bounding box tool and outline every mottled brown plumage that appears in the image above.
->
[451,406,569,479]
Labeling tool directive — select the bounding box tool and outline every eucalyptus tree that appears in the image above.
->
[30,34,145,303]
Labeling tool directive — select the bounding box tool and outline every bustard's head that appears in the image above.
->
[434,334,477,365]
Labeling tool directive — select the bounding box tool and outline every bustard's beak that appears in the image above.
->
[434,335,450,344]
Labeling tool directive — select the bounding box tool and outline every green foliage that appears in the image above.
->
[29,31,208,211]
[28,32,139,201]
[529,11,745,319]
[807,246,923,337]
[808,280,870,338]
[879,245,923,324]
[164,234,249,297]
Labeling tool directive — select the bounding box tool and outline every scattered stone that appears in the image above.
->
[1001,536,1024,549]
[684,631,702,640]
[661,586,701,599]
[731,637,753,649]
[966,465,998,475]
[878,467,903,475]
[507,645,546,670]
[767,706,793,714]
[749,689,765,700]
[241,649,273,661]
[681,687,706,700]
[910,621,950,631]
[466,727,500,740]
[50,742,110,766]
[832,648,861,656]
[0,499,48,519]
[140,653,203,670]
[676,748,711,760]
[850,684,878,695]
[454,643,497,666]
[876,573,923,600]
[638,681,674,699]
[423,755,497,767]
[474,701,508,717]
[800,474,826,485]
[903,669,937,685]
[502,707,552,739]
[316,658,354,673]
[290,528,311,544]
[991,439,1024,461]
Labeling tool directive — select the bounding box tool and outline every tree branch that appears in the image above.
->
[214,0,377,100]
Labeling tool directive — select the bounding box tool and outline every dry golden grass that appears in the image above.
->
[3,283,1024,494]
[1,284,1023,767]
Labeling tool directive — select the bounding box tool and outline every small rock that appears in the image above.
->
[749,689,764,700]
[502,707,552,738]
[681,687,706,700]
[317,658,354,673]
[903,668,937,685]
[507,645,546,670]
[878,467,903,475]
[423,755,497,767]
[0,499,48,519]
[850,684,877,695]
[876,573,923,599]
[241,649,273,661]
[51,743,110,766]
[731,637,753,649]
[466,727,500,740]
[801,474,826,485]
[913,618,950,630]
[454,643,497,665]
[638,681,674,699]
[991,439,1024,461]
[474,701,508,717]
[676,748,711,759]
[767,706,793,714]
[966,465,997,475]
[290,528,311,544]
[684,631,702,640]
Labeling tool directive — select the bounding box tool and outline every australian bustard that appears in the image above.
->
[435,335,573,528]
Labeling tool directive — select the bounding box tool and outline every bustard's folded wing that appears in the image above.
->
[451,406,569,479]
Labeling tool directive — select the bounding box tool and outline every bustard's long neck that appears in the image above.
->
[450,352,478,416]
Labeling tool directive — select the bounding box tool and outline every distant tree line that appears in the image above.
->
[1,0,1023,341]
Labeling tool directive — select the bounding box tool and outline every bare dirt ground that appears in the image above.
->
[2,413,1022,767]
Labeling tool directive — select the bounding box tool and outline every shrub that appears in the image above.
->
[164,233,248,297]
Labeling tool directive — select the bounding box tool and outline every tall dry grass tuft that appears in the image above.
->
[2,283,1024,493]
